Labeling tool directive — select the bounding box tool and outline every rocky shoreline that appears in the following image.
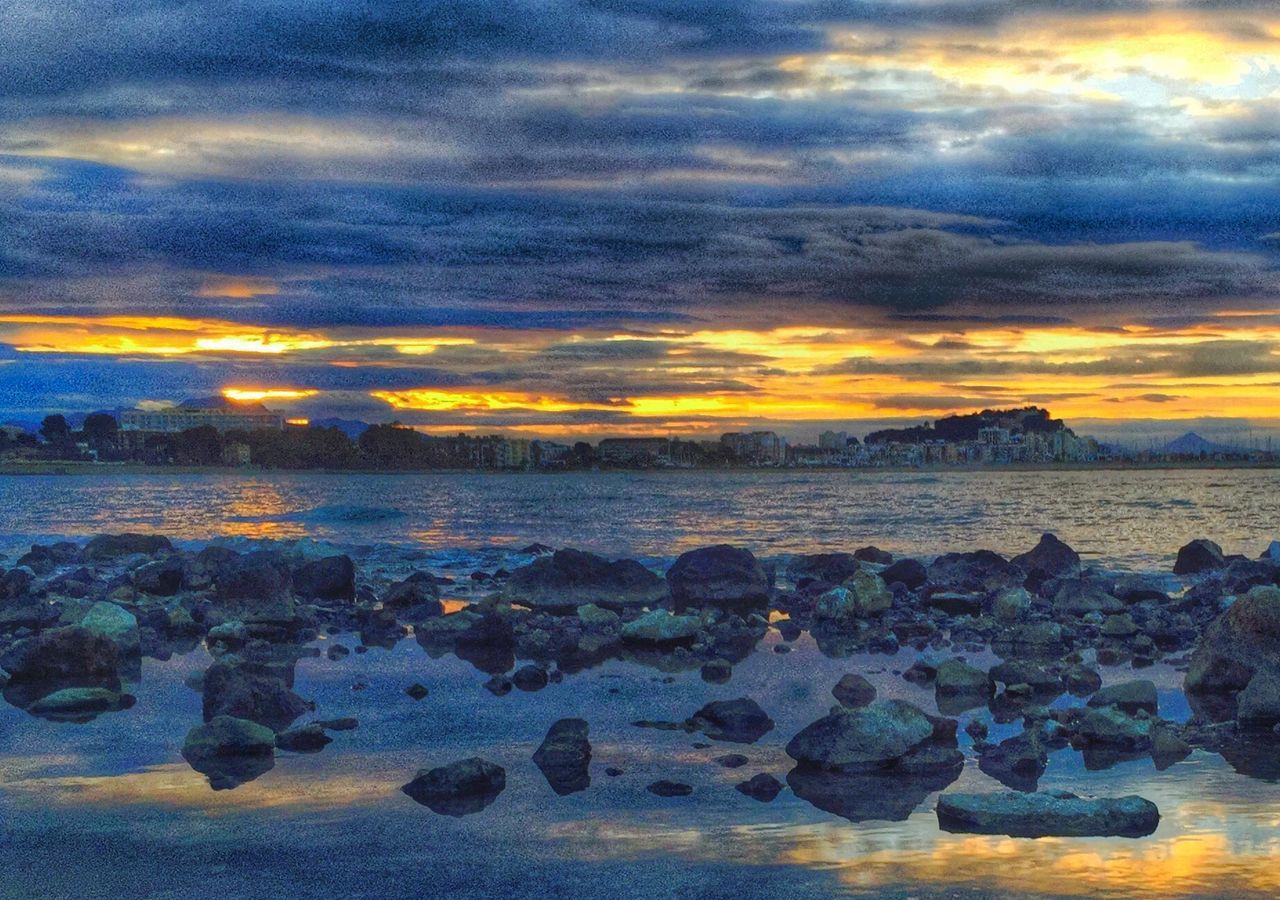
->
[3,531,1280,836]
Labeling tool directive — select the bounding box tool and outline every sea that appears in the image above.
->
[1,468,1278,898]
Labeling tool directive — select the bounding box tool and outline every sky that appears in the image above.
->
[2,1,1279,444]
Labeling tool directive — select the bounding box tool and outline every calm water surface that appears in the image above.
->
[2,469,1280,898]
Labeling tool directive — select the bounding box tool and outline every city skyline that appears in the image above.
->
[2,3,1280,440]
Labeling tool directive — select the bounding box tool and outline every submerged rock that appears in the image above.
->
[936,790,1159,838]
[667,546,769,613]
[532,718,591,795]
[735,773,782,802]
[647,780,692,797]
[402,757,506,817]
[275,723,333,753]
[688,698,775,744]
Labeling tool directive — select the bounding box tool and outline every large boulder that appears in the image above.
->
[132,557,185,596]
[786,699,954,772]
[293,555,355,602]
[0,626,121,687]
[216,551,293,604]
[667,546,769,612]
[0,567,34,602]
[1052,578,1124,616]
[937,790,1159,838]
[687,698,775,744]
[786,553,860,586]
[182,715,276,790]
[881,557,927,590]
[382,573,443,620]
[813,570,893,625]
[79,601,140,657]
[502,549,664,612]
[927,550,1024,593]
[202,660,311,731]
[401,757,506,817]
[532,718,591,795]
[1174,538,1227,576]
[81,533,174,562]
[1186,585,1280,694]
[1011,533,1081,586]
[934,659,993,696]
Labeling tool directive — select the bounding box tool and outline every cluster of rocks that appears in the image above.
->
[2,529,1279,824]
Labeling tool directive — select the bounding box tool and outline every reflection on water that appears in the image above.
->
[4,633,1280,897]
[2,469,1280,568]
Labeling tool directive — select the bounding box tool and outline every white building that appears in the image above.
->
[120,397,283,433]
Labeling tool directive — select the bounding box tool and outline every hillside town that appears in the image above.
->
[1,398,1275,470]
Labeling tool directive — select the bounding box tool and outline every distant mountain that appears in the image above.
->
[313,417,371,439]
[1162,432,1240,456]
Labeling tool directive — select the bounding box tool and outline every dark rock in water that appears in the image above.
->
[1236,669,1280,728]
[620,609,700,645]
[1174,538,1227,576]
[787,553,860,586]
[989,661,1060,694]
[936,790,1159,838]
[715,753,749,768]
[202,660,311,732]
[293,555,355,602]
[813,572,893,624]
[700,659,732,683]
[978,732,1048,792]
[1011,533,1081,587]
[382,573,443,620]
[1062,664,1103,696]
[0,566,34,601]
[605,767,623,777]
[667,545,770,613]
[1113,574,1169,605]
[926,591,983,616]
[687,697,775,744]
[532,718,591,795]
[928,550,1024,593]
[1186,585,1280,697]
[520,543,554,556]
[1053,579,1124,616]
[483,674,513,696]
[934,659,993,696]
[503,549,664,612]
[1101,613,1138,637]
[406,683,429,700]
[182,715,276,790]
[965,719,989,742]
[647,780,693,797]
[0,625,121,689]
[786,700,957,772]
[132,557,185,596]
[787,763,961,823]
[1068,705,1153,750]
[402,757,506,816]
[26,687,134,722]
[1088,680,1158,716]
[275,723,333,753]
[314,717,359,731]
[81,533,174,562]
[735,773,782,801]
[216,551,292,603]
[902,660,937,685]
[832,673,876,708]
[1220,558,1279,594]
[511,665,549,692]
[854,546,894,565]
[881,558,927,590]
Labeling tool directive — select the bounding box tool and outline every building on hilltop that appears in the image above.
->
[120,397,284,433]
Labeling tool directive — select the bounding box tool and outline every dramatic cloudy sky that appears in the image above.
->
[3,1,1280,442]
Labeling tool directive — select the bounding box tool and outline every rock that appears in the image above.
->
[406,683,429,700]
[79,602,140,657]
[1114,574,1169,604]
[1101,613,1138,637]
[0,567,34,601]
[207,620,248,648]
[787,553,860,586]
[1236,669,1280,728]
[787,764,961,823]
[1012,533,1081,586]
[786,700,950,772]
[576,603,620,630]
[989,660,1060,693]
[1073,705,1152,749]
[182,715,276,790]
[275,724,333,753]
[26,687,133,720]
[382,574,443,619]
[1053,579,1124,616]
[483,674,513,696]
[0,626,121,688]
[688,698,775,743]
[1263,541,1280,564]
[503,549,664,612]
[881,558,927,589]
[832,673,876,708]
[532,718,591,795]
[314,717,358,731]
[992,587,1032,623]
[511,664,549,692]
[1062,664,1103,695]
[700,659,732,683]
[1186,585,1280,694]
[293,555,355,602]
[814,571,892,624]
[926,591,983,616]
[936,790,1159,838]
[620,609,700,644]
[1174,538,1227,576]
[132,557,185,596]
[202,660,311,731]
[978,732,1048,792]
[735,773,782,801]
[667,545,769,613]
[402,757,506,816]
[928,550,1024,593]
[216,551,292,605]
[81,533,173,562]
[934,659,993,696]
[647,780,693,797]
[715,753,749,768]
[1088,680,1158,715]
[854,546,894,565]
